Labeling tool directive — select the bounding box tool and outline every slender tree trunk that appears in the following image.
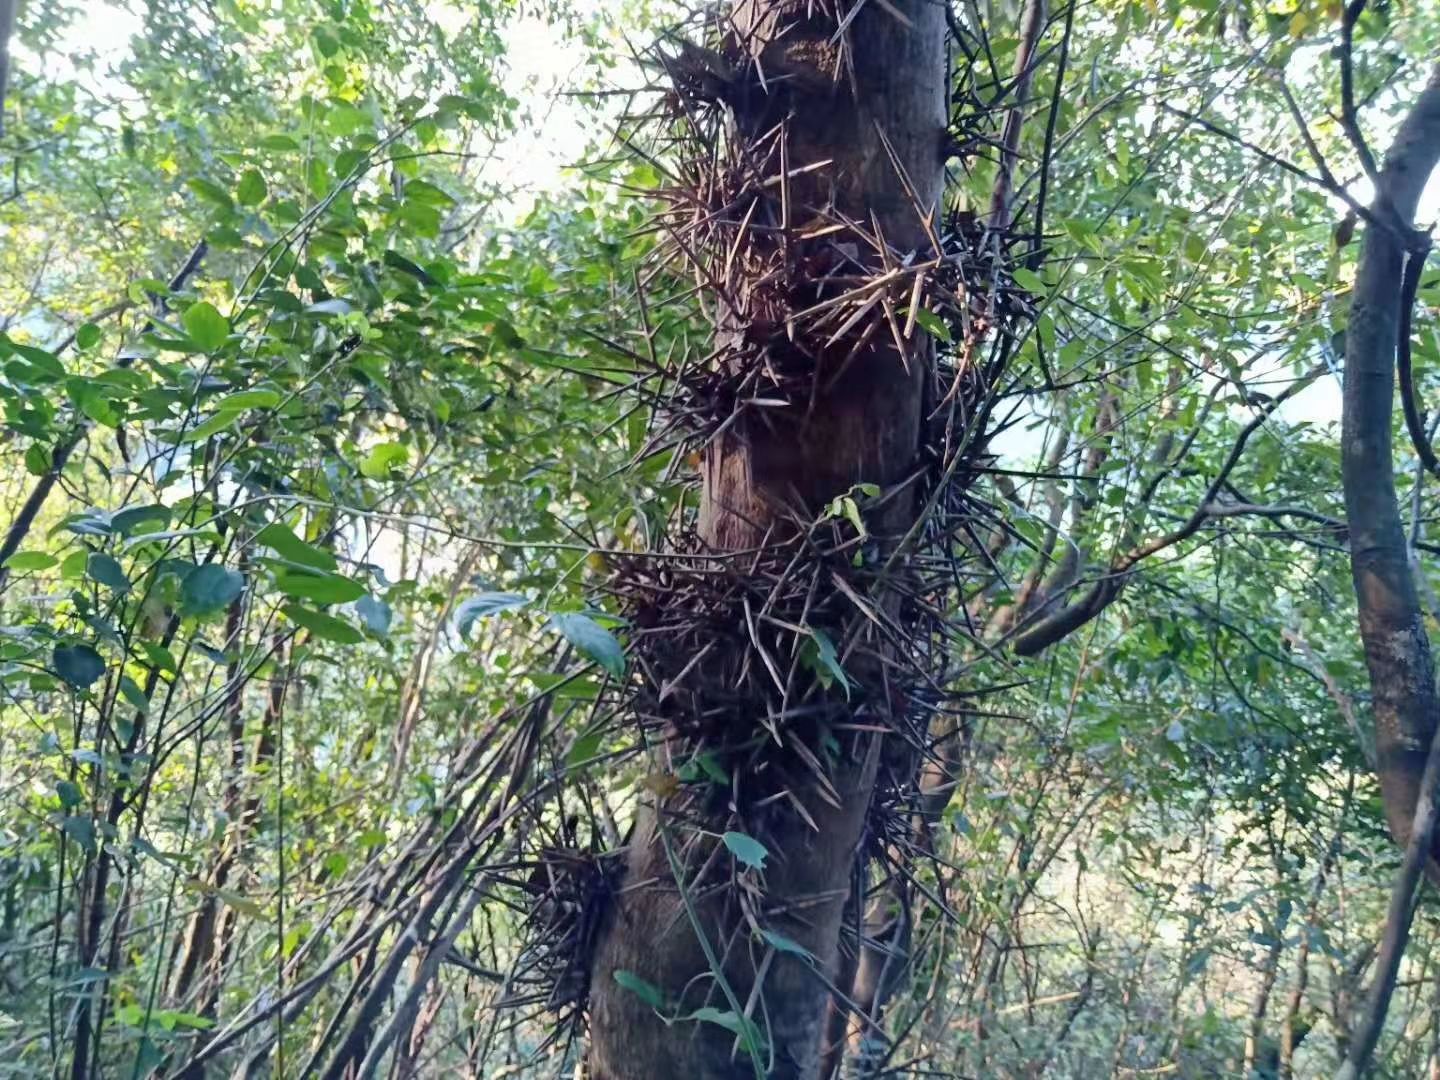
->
[1336,63,1440,1078]
[1340,63,1440,863]
[586,4,947,1078]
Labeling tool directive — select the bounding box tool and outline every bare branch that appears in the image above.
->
[1339,0,1382,183]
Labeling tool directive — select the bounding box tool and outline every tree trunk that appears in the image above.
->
[586,3,947,1078]
[1340,63,1440,864]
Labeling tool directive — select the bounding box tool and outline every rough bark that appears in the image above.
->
[1339,63,1440,862]
[585,4,947,1078]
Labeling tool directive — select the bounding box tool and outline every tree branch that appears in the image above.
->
[1011,364,1324,655]
[1339,0,1381,184]
[1395,237,1437,475]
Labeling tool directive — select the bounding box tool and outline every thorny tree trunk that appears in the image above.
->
[586,2,947,1077]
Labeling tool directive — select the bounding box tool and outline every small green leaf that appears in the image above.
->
[758,928,816,960]
[236,168,268,207]
[5,551,57,571]
[56,780,83,808]
[76,323,102,350]
[913,308,952,343]
[24,444,51,476]
[566,728,604,767]
[139,642,178,674]
[182,302,230,353]
[549,612,625,678]
[181,564,245,616]
[1011,267,1047,294]
[186,177,234,211]
[61,815,97,852]
[156,1009,214,1032]
[722,830,769,871]
[355,594,392,636]
[455,592,528,639]
[255,523,337,571]
[282,603,364,644]
[86,553,130,593]
[111,505,171,537]
[173,409,241,444]
[119,675,149,713]
[314,25,340,57]
[383,249,437,286]
[612,970,665,1010]
[359,441,409,480]
[273,570,365,605]
[678,1006,764,1049]
[805,629,851,698]
[53,644,105,688]
[218,388,281,410]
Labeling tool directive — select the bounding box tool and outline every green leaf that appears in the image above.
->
[383,249,437,286]
[111,505,171,537]
[282,603,364,644]
[119,675,150,713]
[805,629,851,698]
[274,570,365,605]
[86,553,131,593]
[75,323,102,350]
[258,134,301,152]
[154,1009,215,1032]
[758,928,816,960]
[5,551,57,571]
[566,728,604,767]
[139,642,178,674]
[56,780,83,808]
[306,157,329,198]
[174,409,241,444]
[53,644,105,688]
[1012,267,1047,294]
[236,167,268,207]
[186,177,234,211]
[314,25,341,57]
[182,302,230,353]
[181,564,245,616]
[218,388,281,410]
[306,298,352,317]
[678,1006,764,1049]
[548,612,624,678]
[455,592,528,639]
[61,815,97,853]
[359,441,409,480]
[355,594,392,635]
[722,830,769,871]
[913,308,952,343]
[612,970,665,1010]
[254,523,337,571]
[24,444,51,476]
